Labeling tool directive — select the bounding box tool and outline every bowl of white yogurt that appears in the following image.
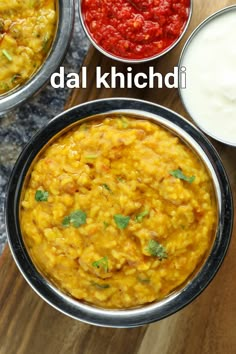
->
[179,5,236,146]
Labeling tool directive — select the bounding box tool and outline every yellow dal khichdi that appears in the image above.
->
[0,0,56,95]
[20,116,217,308]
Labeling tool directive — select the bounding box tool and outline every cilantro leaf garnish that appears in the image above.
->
[169,169,195,183]
[11,73,21,83]
[103,221,109,229]
[42,34,50,52]
[137,276,150,284]
[85,154,97,159]
[90,281,110,289]
[62,215,71,227]
[102,184,112,192]
[35,190,49,202]
[121,117,129,128]
[62,210,87,228]
[146,240,168,260]
[2,49,12,62]
[117,177,125,183]
[135,210,149,223]
[92,256,109,272]
[114,214,130,229]
[79,123,89,131]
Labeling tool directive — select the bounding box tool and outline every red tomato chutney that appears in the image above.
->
[82,0,190,60]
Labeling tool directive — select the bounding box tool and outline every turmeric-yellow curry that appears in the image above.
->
[0,0,57,95]
[20,117,217,309]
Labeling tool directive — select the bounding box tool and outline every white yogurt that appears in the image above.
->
[180,7,236,146]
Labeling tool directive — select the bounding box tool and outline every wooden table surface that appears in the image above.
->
[1,1,236,353]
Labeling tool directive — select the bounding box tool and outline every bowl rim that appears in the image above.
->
[5,98,234,328]
[0,0,75,114]
[78,0,193,64]
[178,4,236,147]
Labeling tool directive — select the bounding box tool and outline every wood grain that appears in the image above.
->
[1,1,236,353]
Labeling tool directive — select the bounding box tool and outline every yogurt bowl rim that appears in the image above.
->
[178,4,236,147]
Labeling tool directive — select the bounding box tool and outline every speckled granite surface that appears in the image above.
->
[0,3,89,255]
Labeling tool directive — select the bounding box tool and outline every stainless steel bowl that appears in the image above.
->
[179,5,236,146]
[6,98,233,327]
[0,0,74,114]
[78,0,193,63]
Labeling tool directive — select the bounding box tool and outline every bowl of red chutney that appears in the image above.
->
[79,0,192,63]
